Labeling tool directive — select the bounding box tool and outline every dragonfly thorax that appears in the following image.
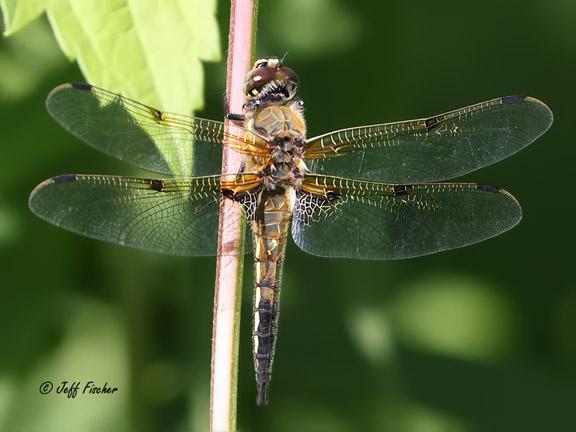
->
[247,96,307,192]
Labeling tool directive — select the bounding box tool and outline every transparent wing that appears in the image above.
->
[292,174,522,260]
[29,174,258,256]
[304,96,552,183]
[46,83,269,177]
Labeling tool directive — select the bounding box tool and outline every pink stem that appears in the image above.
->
[210,0,257,430]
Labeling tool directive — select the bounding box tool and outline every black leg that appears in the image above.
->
[223,94,246,121]
[226,112,246,121]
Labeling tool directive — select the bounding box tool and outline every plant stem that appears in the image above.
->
[210,1,257,430]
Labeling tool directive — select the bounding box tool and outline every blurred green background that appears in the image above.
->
[1,0,575,431]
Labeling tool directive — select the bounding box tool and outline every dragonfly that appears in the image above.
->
[29,58,553,406]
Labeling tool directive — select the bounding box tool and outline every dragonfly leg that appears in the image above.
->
[226,112,246,121]
[223,94,246,121]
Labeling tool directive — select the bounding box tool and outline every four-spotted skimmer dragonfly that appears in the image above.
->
[29,58,553,405]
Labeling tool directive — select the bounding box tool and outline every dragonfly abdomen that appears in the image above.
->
[251,190,293,406]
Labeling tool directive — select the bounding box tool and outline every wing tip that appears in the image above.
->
[29,175,78,208]
[526,96,554,129]
[46,83,96,115]
[46,83,70,102]
[476,182,519,200]
[29,178,53,215]
[502,95,553,124]
[47,82,93,100]
[500,95,554,140]
[476,183,522,221]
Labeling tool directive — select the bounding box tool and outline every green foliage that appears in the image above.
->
[1,0,46,36]
[1,0,221,113]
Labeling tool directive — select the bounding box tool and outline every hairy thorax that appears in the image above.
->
[245,101,307,191]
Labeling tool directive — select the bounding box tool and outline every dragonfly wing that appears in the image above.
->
[304,96,552,183]
[29,174,255,256]
[292,174,521,260]
[46,84,268,176]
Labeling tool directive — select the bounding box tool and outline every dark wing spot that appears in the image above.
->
[150,108,164,122]
[70,82,93,91]
[393,184,413,196]
[476,183,501,193]
[501,95,526,104]
[425,117,440,130]
[150,179,164,191]
[326,191,342,202]
[52,174,78,184]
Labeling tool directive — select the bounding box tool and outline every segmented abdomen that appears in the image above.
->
[252,191,292,406]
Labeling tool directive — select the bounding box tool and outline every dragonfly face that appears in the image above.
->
[243,58,299,102]
[29,57,553,406]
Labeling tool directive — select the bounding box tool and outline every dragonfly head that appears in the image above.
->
[243,58,299,103]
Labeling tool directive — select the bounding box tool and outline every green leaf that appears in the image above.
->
[1,0,47,36]
[45,0,221,113]
[2,0,221,113]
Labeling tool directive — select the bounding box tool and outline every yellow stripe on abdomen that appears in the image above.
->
[251,191,293,406]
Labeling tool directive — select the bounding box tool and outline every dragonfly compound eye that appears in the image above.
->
[243,66,300,100]
[243,67,277,96]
